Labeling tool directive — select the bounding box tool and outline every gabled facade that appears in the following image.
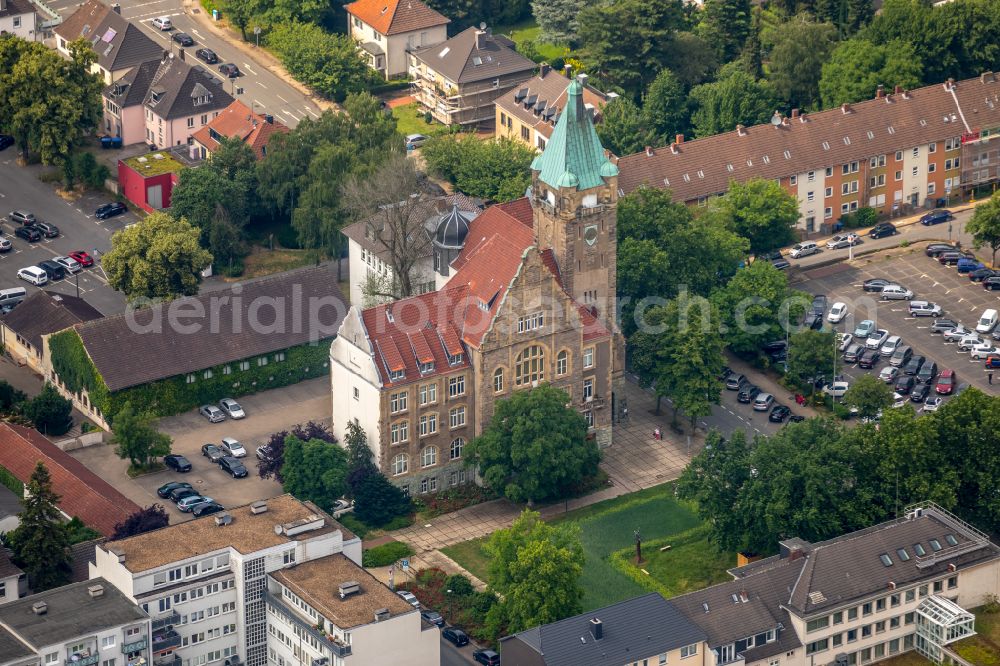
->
[54,0,162,84]
[142,52,234,150]
[330,78,623,494]
[103,59,159,145]
[0,291,103,374]
[408,26,536,126]
[191,99,289,160]
[345,0,449,79]
[0,0,37,41]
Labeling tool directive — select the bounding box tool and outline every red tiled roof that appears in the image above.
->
[0,423,139,537]
[345,0,449,36]
[191,99,288,160]
[497,68,609,141]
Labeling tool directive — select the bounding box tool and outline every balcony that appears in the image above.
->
[151,611,180,632]
[66,654,100,666]
[122,638,148,654]
[151,630,181,652]
[153,656,181,666]
[265,590,352,658]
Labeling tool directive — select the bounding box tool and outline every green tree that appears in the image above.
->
[642,69,689,145]
[483,510,584,634]
[786,329,836,394]
[21,383,72,436]
[967,192,1000,266]
[710,260,809,357]
[351,468,413,526]
[111,402,172,469]
[698,0,752,64]
[8,463,72,590]
[0,36,103,164]
[531,0,588,43]
[767,18,838,110]
[281,435,349,510]
[708,178,800,255]
[170,168,251,233]
[103,212,213,301]
[842,374,893,420]
[0,379,27,412]
[596,97,650,156]
[819,38,922,108]
[466,385,598,504]
[422,135,535,202]
[267,22,372,102]
[629,293,725,424]
[112,504,170,539]
[224,0,262,40]
[662,32,718,90]
[689,65,780,138]
[207,209,247,270]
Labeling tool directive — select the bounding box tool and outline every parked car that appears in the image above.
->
[843,343,864,363]
[170,487,199,502]
[827,233,860,249]
[922,397,944,412]
[17,266,47,285]
[916,361,938,384]
[0,238,10,253]
[854,319,876,338]
[802,312,823,330]
[908,301,942,317]
[984,276,1000,291]
[151,15,172,29]
[880,335,902,357]
[473,650,501,666]
[895,375,916,395]
[200,404,225,423]
[942,325,970,342]
[970,342,1000,359]
[157,481,192,498]
[862,278,892,293]
[332,499,355,518]
[957,258,985,274]
[68,250,94,267]
[892,392,908,409]
[858,349,881,369]
[919,209,952,225]
[789,414,806,423]
[938,251,972,265]
[0,135,13,151]
[420,610,445,627]
[957,333,983,351]
[737,384,761,403]
[171,32,194,46]
[910,383,931,402]
[930,319,959,334]
[752,392,774,411]
[442,627,469,647]
[880,284,913,300]
[879,366,900,383]
[192,502,226,517]
[976,309,998,333]
[865,329,889,349]
[790,241,819,259]
[255,445,273,462]
[903,355,926,376]
[397,591,420,608]
[925,243,958,257]
[405,133,429,150]
[869,222,897,238]
[177,495,214,512]
[8,210,35,225]
[36,260,65,281]
[32,221,59,238]
[760,250,790,270]
[725,373,747,390]
[969,268,998,282]
[985,355,1000,369]
[201,443,225,463]
[935,369,956,395]
[838,333,854,351]
[769,404,791,422]
[811,294,828,316]
[14,226,41,242]
[95,202,127,219]
[828,302,848,323]
[221,437,246,457]
[823,381,850,397]
[196,48,219,64]
[219,456,248,478]
[218,63,241,78]
[164,454,192,472]
[218,398,245,419]
[889,345,913,368]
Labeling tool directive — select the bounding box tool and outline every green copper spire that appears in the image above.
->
[532,79,618,191]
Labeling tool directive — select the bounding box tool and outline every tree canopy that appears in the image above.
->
[767,18,838,110]
[421,135,535,203]
[112,504,170,539]
[8,463,72,590]
[707,178,800,255]
[281,435,349,510]
[21,383,72,436]
[267,22,373,102]
[843,374,893,419]
[596,97,650,157]
[819,38,923,108]
[689,65,779,138]
[111,401,172,469]
[967,192,1000,265]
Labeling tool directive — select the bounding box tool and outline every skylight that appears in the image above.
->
[914,543,926,556]
[880,553,893,567]
[102,27,117,43]
[897,548,910,561]
[945,534,958,546]
[930,539,943,552]
[438,47,450,58]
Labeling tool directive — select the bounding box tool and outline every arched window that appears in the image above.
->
[556,350,569,376]
[450,438,464,460]
[421,446,437,468]
[515,345,545,386]
[392,453,408,476]
[493,367,504,393]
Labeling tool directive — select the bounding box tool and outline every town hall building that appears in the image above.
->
[330,77,624,493]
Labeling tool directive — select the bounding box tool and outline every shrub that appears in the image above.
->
[361,540,413,567]
[445,574,475,597]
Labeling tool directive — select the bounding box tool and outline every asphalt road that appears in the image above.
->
[440,634,478,666]
[45,0,325,128]
[0,155,133,315]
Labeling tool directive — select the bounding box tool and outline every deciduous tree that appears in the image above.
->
[689,65,779,138]
[111,401,172,469]
[281,435,349,510]
[596,97,650,156]
[112,504,170,539]
[267,22,371,101]
[767,18,838,110]
[786,329,837,394]
[967,192,1000,266]
[21,383,72,436]
[819,38,922,109]
[8,463,72,590]
[707,178,799,255]
[421,135,535,202]
[843,374,893,420]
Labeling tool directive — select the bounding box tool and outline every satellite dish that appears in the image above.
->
[480,22,487,30]
[770,112,782,126]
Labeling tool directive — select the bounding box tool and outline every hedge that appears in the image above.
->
[362,541,414,567]
[49,329,332,421]
[0,465,23,497]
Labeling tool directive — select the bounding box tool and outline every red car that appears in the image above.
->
[935,369,956,395]
[68,250,94,267]
[985,355,1000,369]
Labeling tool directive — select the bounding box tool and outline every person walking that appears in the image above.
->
[989,372,994,385]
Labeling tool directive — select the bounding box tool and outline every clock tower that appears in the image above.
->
[529,76,619,326]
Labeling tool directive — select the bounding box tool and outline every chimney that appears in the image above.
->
[841,103,851,114]
[736,124,746,136]
[109,546,126,564]
[564,63,572,78]
[887,581,896,590]
[670,142,679,155]
[675,133,684,144]
[947,77,956,90]
[374,608,390,622]
[902,89,911,99]
[577,73,589,87]
[88,584,105,598]
[876,84,884,99]
[32,601,47,615]
[791,108,799,119]
[265,114,274,124]
[894,85,903,94]
[178,48,185,61]
[475,26,486,50]
[799,111,808,123]
[982,71,995,84]
[645,146,654,156]
[590,618,603,640]
[948,563,957,572]
[112,2,121,13]
[251,501,268,514]
[539,62,550,77]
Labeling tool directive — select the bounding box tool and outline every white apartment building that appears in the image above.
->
[0,579,151,666]
[266,553,439,666]
[90,495,363,666]
[0,0,36,41]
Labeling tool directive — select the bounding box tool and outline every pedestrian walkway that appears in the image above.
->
[724,353,823,419]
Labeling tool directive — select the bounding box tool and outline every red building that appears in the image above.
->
[117,150,186,212]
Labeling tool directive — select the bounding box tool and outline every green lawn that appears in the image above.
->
[392,103,448,138]
[496,19,569,63]
[441,483,734,611]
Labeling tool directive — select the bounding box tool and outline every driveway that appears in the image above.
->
[68,376,331,520]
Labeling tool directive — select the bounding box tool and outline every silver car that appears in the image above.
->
[221,437,247,457]
[199,404,225,423]
[53,256,82,274]
[218,398,245,419]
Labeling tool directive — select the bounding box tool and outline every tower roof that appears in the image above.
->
[532,77,618,191]
[433,203,475,249]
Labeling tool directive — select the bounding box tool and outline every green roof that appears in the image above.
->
[123,151,185,177]
[532,79,618,191]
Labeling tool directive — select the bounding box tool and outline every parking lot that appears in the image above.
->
[0,158,136,314]
[791,243,1000,403]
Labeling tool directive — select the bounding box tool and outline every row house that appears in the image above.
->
[0,0,37,41]
[617,74,1000,234]
[345,0,448,79]
[54,0,162,84]
[331,79,623,493]
[191,100,288,161]
[408,26,536,127]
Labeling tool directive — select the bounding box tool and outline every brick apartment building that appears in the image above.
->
[617,74,1000,234]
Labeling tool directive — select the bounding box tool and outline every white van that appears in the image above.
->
[0,287,27,309]
[976,308,998,333]
[789,241,819,259]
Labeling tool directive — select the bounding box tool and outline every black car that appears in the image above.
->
[193,502,226,517]
[718,366,733,381]
[938,251,972,265]
[759,250,790,270]
[895,375,916,395]
[737,384,761,403]
[157,481,192,498]
[919,209,951,225]
[725,373,747,390]
[969,268,998,282]
[420,610,444,627]
[164,454,192,472]
[36,260,65,281]
[916,361,938,384]
[769,404,791,422]
[925,243,958,257]
[442,627,469,647]
[802,312,823,330]
[869,222,897,239]
[171,32,195,46]
[0,135,13,151]
[903,355,926,375]
[910,383,931,402]
[31,221,59,238]
[811,294,828,316]
[862,278,892,293]
[220,456,248,478]
[95,202,127,219]
[984,276,1000,291]
[930,319,959,334]
[195,48,218,64]
[201,443,225,463]
[218,63,241,78]
[843,343,864,363]
[858,348,880,368]
[789,414,806,423]
[170,487,200,502]
[14,226,41,242]
[473,650,501,666]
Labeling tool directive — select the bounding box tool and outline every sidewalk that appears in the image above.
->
[724,353,823,419]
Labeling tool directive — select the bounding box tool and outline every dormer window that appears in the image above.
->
[150,91,162,103]
[447,352,463,366]
[389,369,405,381]
[418,361,434,374]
